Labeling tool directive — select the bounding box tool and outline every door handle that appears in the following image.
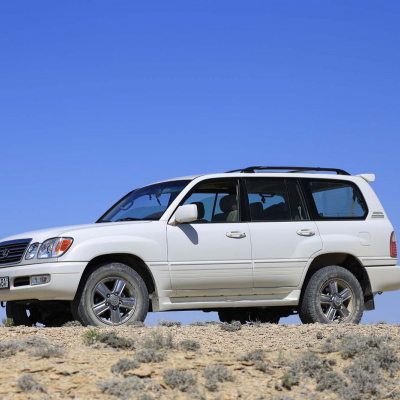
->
[226,231,246,239]
[296,229,315,237]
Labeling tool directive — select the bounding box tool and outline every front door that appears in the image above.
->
[167,179,252,297]
[244,177,323,291]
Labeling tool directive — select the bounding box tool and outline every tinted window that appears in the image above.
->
[182,181,240,223]
[308,180,367,218]
[245,179,291,221]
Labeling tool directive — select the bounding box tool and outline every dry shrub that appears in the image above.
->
[237,348,265,362]
[142,331,175,350]
[111,358,140,375]
[30,343,64,358]
[134,349,166,363]
[164,369,197,392]
[99,331,134,350]
[189,321,206,327]
[204,364,233,392]
[344,357,381,396]
[140,395,155,400]
[17,374,46,393]
[180,339,201,352]
[158,320,182,327]
[97,376,145,398]
[62,320,82,327]
[295,351,335,378]
[220,321,241,332]
[0,339,24,357]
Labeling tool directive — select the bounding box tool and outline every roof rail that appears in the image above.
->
[225,166,351,175]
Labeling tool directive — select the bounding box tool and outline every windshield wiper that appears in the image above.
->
[115,217,142,222]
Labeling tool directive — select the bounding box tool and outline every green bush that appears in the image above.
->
[281,370,298,390]
[1,318,14,327]
[82,328,100,345]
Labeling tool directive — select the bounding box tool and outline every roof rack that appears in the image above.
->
[225,166,351,175]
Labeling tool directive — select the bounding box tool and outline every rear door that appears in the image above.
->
[303,179,372,263]
[245,177,323,291]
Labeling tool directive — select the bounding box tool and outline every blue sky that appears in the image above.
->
[0,1,399,325]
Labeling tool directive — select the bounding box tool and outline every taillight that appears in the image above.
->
[390,232,397,258]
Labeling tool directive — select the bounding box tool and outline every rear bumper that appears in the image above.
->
[365,266,400,293]
[0,262,86,301]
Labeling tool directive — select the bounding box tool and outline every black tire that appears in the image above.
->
[6,302,34,326]
[6,301,73,327]
[299,266,364,324]
[74,263,149,327]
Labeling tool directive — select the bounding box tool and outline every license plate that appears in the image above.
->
[0,277,9,289]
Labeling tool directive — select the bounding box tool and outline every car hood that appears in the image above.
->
[0,221,152,244]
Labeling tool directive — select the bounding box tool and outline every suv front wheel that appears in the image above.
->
[73,263,149,327]
[299,266,364,324]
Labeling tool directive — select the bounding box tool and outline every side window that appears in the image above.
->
[308,180,367,219]
[286,181,310,220]
[182,181,240,223]
[245,179,291,221]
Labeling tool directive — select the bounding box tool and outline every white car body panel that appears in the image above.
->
[167,222,252,296]
[249,220,322,290]
[0,171,399,315]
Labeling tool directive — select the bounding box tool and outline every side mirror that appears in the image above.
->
[174,204,198,224]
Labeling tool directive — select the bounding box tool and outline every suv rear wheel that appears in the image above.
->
[73,263,149,327]
[299,265,364,324]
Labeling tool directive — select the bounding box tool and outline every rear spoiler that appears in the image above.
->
[356,174,375,183]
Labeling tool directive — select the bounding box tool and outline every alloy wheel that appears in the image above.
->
[91,276,136,325]
[319,279,354,323]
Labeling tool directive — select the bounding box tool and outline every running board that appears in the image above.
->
[157,290,301,311]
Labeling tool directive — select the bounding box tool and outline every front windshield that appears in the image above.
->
[98,180,191,222]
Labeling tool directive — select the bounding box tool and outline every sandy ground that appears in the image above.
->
[0,323,399,400]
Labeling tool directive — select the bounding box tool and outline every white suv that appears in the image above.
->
[0,166,399,327]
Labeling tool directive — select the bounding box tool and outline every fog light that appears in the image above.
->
[31,275,51,285]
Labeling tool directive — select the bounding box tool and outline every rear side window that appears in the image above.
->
[308,180,367,219]
[245,178,309,221]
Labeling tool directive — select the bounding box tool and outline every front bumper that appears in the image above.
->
[0,262,87,301]
[365,266,400,293]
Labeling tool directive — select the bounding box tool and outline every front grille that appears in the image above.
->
[0,239,32,265]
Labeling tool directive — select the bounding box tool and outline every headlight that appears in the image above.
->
[25,243,39,260]
[37,237,73,259]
